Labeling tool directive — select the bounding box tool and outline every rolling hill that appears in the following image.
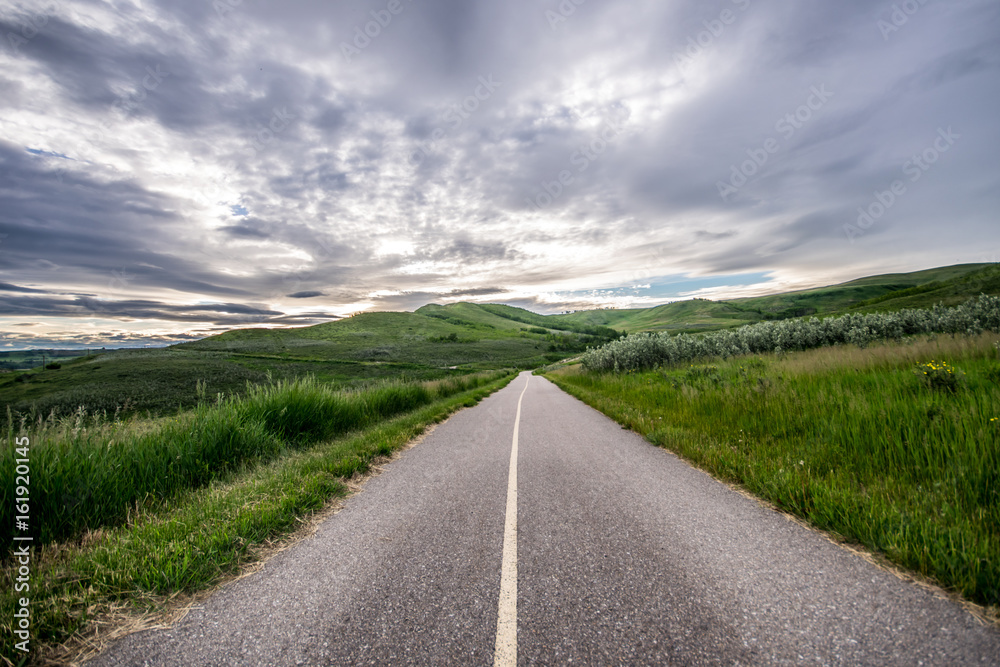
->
[0,306,616,420]
[553,262,999,333]
[3,262,997,420]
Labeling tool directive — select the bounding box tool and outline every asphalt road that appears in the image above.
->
[89,371,1000,666]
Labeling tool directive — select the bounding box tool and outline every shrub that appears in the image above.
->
[915,360,965,392]
[583,294,1000,372]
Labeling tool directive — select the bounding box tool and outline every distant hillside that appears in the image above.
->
[423,303,620,338]
[4,262,996,420]
[0,349,95,371]
[178,305,617,369]
[1,307,615,421]
[726,263,998,320]
[554,263,998,333]
[555,300,757,334]
[845,264,1000,312]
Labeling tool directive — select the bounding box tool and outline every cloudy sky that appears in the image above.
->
[1,0,998,349]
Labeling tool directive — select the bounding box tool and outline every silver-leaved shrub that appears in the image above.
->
[582,295,1000,373]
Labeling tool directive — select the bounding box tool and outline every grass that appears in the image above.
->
[0,347,494,426]
[0,350,92,372]
[0,349,275,422]
[0,307,591,423]
[1,373,510,551]
[0,371,516,664]
[544,333,1000,611]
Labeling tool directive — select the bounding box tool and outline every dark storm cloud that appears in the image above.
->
[0,292,283,323]
[0,282,49,293]
[430,238,515,263]
[447,286,507,297]
[218,222,271,239]
[265,312,340,326]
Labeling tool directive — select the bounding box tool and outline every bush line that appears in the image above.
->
[583,294,1000,372]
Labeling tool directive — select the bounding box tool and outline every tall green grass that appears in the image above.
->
[547,334,1000,609]
[1,373,506,552]
[0,371,516,664]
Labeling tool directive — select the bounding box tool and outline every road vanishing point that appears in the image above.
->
[90,372,1000,666]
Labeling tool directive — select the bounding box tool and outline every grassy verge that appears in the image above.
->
[545,334,1000,611]
[0,347,496,430]
[1,371,515,664]
[1,374,507,550]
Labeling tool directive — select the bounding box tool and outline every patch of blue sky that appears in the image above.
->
[563,272,773,301]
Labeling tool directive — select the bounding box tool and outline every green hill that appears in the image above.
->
[179,307,608,368]
[726,263,997,319]
[556,299,761,334]
[0,306,614,420]
[4,262,997,421]
[845,264,1000,312]
[554,263,998,333]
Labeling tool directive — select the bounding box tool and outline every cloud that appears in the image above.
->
[0,282,49,293]
[447,286,508,297]
[0,0,997,349]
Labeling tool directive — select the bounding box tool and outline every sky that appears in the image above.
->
[1,0,998,349]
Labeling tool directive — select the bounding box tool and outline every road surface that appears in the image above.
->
[89,371,1000,665]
